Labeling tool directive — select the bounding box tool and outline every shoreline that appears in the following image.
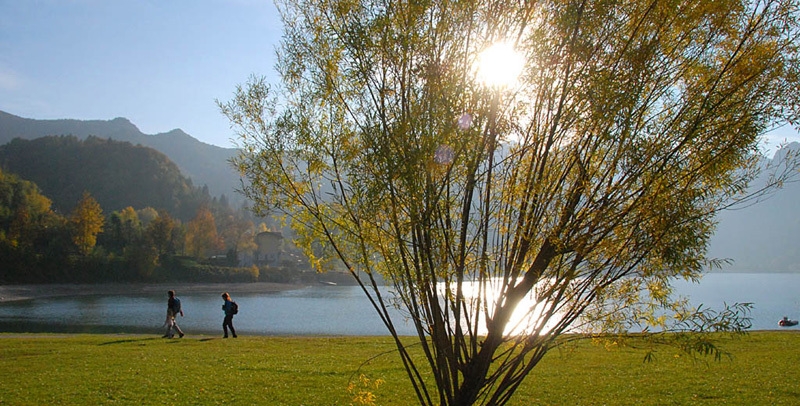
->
[0,282,307,303]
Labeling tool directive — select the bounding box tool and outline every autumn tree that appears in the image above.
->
[69,191,104,255]
[215,206,259,265]
[147,210,179,257]
[184,206,223,259]
[137,207,159,228]
[0,169,67,282]
[222,0,800,405]
[0,169,58,250]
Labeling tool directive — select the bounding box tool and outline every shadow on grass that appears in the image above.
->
[98,337,161,345]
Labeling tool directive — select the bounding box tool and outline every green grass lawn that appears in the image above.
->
[0,332,798,405]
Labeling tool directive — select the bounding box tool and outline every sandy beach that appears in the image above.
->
[0,282,306,303]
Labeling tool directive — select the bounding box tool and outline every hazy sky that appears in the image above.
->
[0,0,281,149]
[1,0,797,152]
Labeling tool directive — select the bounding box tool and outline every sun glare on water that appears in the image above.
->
[439,279,563,336]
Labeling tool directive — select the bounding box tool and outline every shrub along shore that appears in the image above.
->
[0,282,304,303]
[0,331,798,405]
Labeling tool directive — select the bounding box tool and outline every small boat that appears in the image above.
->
[779,317,798,327]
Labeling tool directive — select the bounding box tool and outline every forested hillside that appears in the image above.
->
[0,164,311,284]
[0,136,208,221]
[2,109,797,273]
[0,110,241,202]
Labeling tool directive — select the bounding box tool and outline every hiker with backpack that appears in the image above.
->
[221,292,238,338]
[163,290,185,338]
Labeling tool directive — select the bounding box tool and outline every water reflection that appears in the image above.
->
[0,286,416,336]
[0,273,797,335]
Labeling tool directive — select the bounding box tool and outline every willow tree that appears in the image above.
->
[221,0,800,404]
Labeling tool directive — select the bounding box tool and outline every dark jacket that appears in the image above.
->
[222,299,236,316]
[168,297,182,314]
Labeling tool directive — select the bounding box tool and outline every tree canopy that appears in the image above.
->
[222,0,800,404]
[0,136,207,220]
[69,192,104,256]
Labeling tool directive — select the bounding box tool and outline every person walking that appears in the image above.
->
[221,292,238,338]
[163,290,185,338]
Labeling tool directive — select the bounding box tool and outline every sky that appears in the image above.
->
[1,0,798,153]
[0,0,282,149]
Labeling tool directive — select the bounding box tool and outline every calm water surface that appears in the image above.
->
[0,284,416,336]
[0,273,797,335]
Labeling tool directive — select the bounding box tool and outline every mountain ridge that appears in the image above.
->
[2,110,798,272]
[0,135,208,220]
[0,110,241,203]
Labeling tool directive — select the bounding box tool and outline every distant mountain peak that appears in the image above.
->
[106,116,141,132]
[110,116,133,125]
[0,110,242,203]
[771,141,800,162]
[162,128,190,137]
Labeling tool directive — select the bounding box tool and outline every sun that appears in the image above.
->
[475,41,525,88]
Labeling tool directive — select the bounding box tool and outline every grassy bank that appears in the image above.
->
[0,332,798,405]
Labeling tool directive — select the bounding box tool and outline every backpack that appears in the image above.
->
[231,301,238,315]
[172,297,182,313]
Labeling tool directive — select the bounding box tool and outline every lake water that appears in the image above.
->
[0,273,797,336]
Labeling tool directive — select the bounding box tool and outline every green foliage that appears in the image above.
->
[0,111,243,203]
[223,0,800,404]
[0,192,268,284]
[183,264,258,283]
[0,169,72,282]
[0,135,209,221]
[0,141,281,283]
[156,255,259,283]
[0,168,59,247]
